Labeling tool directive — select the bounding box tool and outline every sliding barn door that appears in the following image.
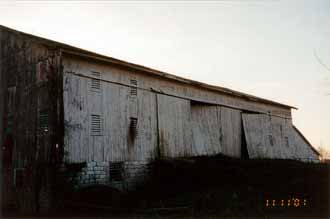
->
[241,113,318,160]
[157,94,193,158]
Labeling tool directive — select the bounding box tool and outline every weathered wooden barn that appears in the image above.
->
[0,25,320,212]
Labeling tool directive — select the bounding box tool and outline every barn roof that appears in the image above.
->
[0,25,297,110]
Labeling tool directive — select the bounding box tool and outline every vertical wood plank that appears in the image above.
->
[157,94,192,158]
[191,104,221,156]
[220,107,242,158]
[242,114,319,161]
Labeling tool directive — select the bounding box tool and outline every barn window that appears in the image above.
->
[269,135,274,146]
[109,162,124,181]
[39,111,49,132]
[91,72,102,91]
[91,114,102,136]
[130,79,137,96]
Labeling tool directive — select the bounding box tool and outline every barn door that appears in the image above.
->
[190,103,221,156]
[241,113,273,158]
[156,94,192,158]
[242,113,297,159]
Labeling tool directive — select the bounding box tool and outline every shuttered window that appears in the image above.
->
[91,72,102,91]
[129,117,138,138]
[130,79,137,96]
[91,114,102,136]
[130,117,138,129]
[39,111,49,132]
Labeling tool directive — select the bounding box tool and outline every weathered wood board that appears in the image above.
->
[64,71,159,163]
[64,72,88,162]
[102,81,129,162]
[63,55,293,119]
[220,107,242,158]
[126,89,158,161]
[290,126,319,161]
[242,113,319,161]
[157,94,193,158]
[191,104,222,156]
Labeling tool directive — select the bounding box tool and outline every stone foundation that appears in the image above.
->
[75,161,110,186]
[73,161,150,191]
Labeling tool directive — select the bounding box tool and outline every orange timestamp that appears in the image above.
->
[265,197,308,208]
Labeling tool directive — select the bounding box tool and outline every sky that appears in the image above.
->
[0,0,329,150]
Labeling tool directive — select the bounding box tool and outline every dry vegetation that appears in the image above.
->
[317,146,330,160]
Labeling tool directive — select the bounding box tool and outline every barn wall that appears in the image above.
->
[62,55,254,163]
[0,28,61,167]
[0,27,62,213]
[62,52,320,165]
[63,69,248,162]
[63,72,158,163]
[62,55,292,118]
[0,28,5,212]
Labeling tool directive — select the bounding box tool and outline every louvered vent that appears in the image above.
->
[130,117,138,129]
[130,79,137,96]
[39,111,49,132]
[91,114,102,136]
[91,72,101,91]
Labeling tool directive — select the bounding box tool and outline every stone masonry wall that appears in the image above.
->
[72,161,150,191]
[75,161,109,186]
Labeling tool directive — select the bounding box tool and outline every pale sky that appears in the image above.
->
[1,1,329,150]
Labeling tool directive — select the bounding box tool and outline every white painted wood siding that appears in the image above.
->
[157,94,193,158]
[63,56,292,118]
[220,107,242,158]
[290,126,319,161]
[191,104,222,156]
[62,56,317,163]
[242,113,319,161]
[127,89,158,161]
[64,71,158,163]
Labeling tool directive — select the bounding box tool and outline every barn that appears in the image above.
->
[0,25,320,212]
